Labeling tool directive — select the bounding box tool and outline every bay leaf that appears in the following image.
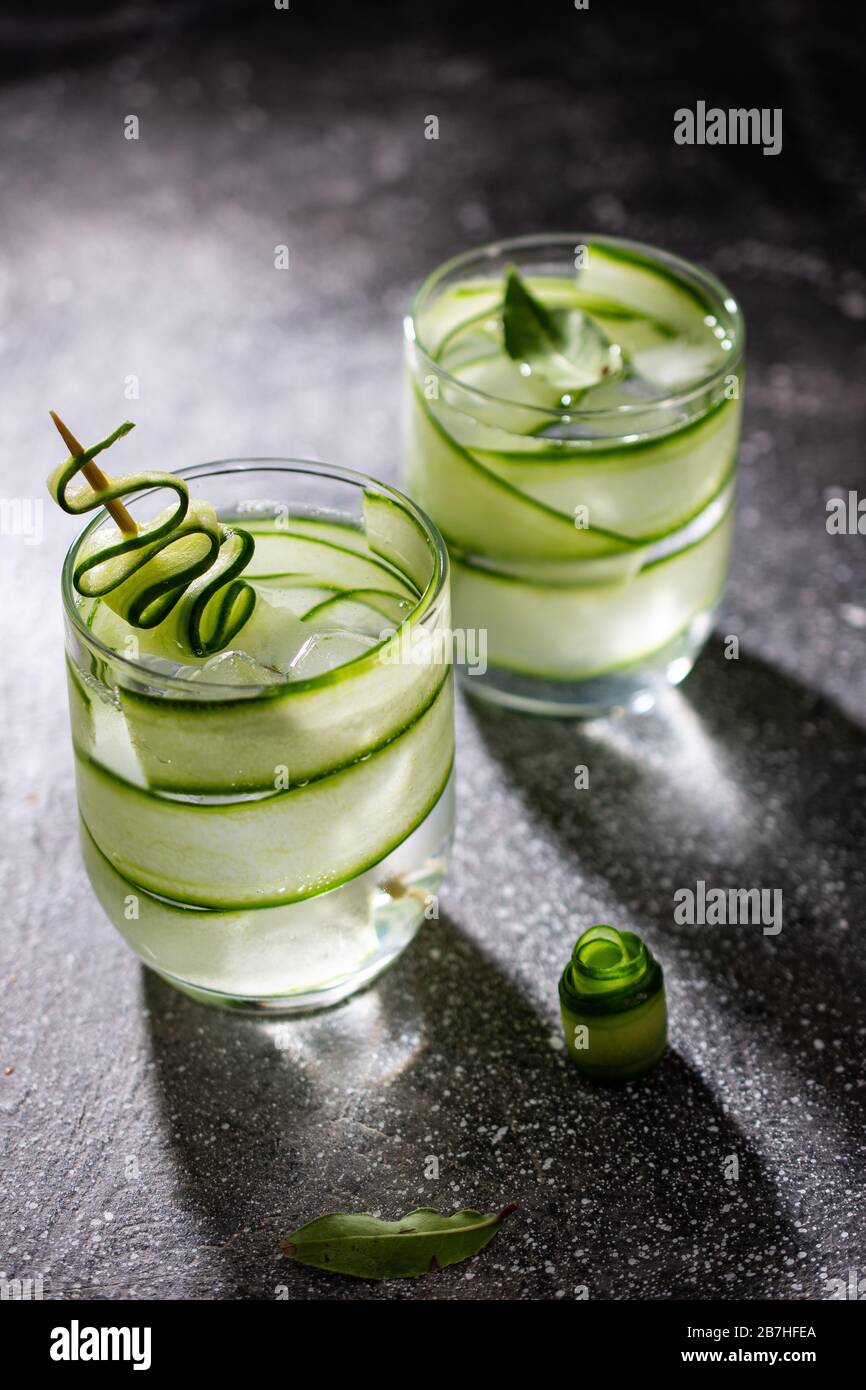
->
[280,1202,517,1280]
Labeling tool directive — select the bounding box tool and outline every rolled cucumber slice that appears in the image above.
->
[87,579,313,675]
[76,676,454,909]
[450,508,734,680]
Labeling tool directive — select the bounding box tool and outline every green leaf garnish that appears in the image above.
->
[280,1203,517,1280]
[502,265,622,394]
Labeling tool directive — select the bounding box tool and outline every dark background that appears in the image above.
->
[1,0,864,1301]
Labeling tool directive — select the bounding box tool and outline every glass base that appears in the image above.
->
[154,929,417,1015]
[84,772,454,1014]
[460,612,714,718]
[146,872,436,1015]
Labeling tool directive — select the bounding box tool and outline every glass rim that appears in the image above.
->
[62,456,450,697]
[404,231,745,424]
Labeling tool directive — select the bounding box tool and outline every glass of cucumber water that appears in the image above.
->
[62,459,455,1012]
[403,233,744,716]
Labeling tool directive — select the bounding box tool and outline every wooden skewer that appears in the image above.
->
[50,410,137,536]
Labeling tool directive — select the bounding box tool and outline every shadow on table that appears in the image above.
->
[466,640,866,1144]
[143,894,803,1299]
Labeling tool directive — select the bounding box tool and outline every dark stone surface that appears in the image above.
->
[1,1,864,1300]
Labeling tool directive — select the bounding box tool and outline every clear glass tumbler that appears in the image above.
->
[62,460,455,1012]
[403,233,744,716]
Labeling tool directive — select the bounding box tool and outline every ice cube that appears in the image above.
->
[287,630,378,680]
[186,650,285,686]
[130,653,192,680]
[632,340,723,388]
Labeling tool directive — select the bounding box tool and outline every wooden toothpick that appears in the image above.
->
[50,410,137,536]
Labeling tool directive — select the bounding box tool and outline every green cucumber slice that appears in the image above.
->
[87,580,311,676]
[66,661,146,786]
[414,282,504,356]
[470,395,741,542]
[84,511,429,674]
[243,530,417,596]
[422,250,731,413]
[76,676,454,909]
[80,769,453,996]
[301,589,413,635]
[434,298,503,365]
[249,581,345,614]
[453,353,570,421]
[450,508,734,680]
[363,490,437,593]
[248,516,371,554]
[577,243,717,333]
[405,384,636,562]
[79,819,380,995]
[114,644,449,793]
[441,538,645,586]
[88,503,449,793]
[76,509,449,793]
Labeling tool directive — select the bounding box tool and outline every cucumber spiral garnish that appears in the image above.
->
[48,420,257,656]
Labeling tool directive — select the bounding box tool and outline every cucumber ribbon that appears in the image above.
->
[48,421,257,656]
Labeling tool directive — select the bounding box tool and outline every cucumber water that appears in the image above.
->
[62,461,455,1011]
[403,235,744,714]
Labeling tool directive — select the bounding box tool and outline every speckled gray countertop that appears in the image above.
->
[1,1,864,1300]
